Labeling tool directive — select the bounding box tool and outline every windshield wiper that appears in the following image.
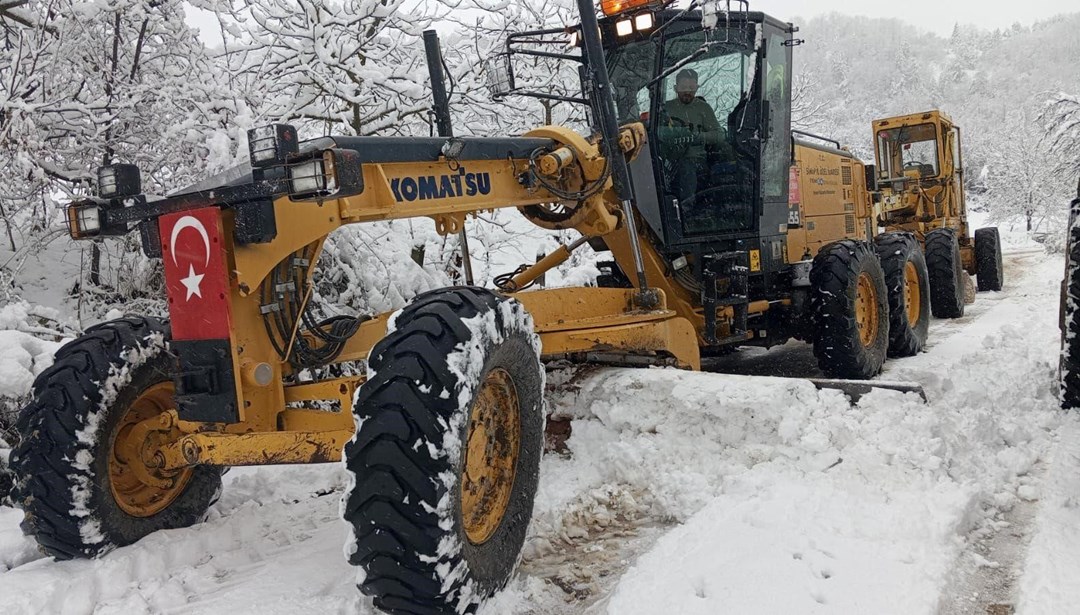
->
[647,44,709,89]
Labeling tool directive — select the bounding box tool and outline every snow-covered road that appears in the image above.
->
[0,244,1070,615]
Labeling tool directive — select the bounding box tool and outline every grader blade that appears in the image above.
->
[808,378,928,403]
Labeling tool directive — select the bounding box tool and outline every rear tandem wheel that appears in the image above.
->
[925,228,966,319]
[875,232,930,357]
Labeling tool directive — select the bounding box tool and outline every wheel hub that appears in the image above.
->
[461,368,521,545]
[109,381,192,517]
[855,272,881,348]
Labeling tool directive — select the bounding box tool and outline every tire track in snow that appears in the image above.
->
[912,249,1060,615]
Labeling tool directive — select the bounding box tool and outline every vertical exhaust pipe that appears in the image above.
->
[423,30,475,286]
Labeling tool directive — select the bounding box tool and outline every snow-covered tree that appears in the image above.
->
[1045,93,1080,176]
[204,0,436,137]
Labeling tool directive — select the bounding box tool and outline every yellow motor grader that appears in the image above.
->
[872,110,1004,323]
[8,0,927,613]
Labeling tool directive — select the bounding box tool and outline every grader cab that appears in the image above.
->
[872,110,1004,320]
[8,1,930,613]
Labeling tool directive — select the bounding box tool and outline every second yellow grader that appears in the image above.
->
[872,110,1004,324]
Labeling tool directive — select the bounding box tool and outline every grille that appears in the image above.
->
[845,214,856,234]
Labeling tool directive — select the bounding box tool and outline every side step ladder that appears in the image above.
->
[703,251,749,346]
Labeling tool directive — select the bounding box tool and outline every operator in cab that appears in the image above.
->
[662,69,732,208]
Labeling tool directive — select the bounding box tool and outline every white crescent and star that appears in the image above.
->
[169,216,211,301]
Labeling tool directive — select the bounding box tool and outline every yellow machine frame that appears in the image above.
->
[138,123,708,470]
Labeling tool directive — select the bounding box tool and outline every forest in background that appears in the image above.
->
[0,0,1077,328]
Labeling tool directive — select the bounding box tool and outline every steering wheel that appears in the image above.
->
[659,116,698,162]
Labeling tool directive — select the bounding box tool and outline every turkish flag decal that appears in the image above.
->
[160,207,233,341]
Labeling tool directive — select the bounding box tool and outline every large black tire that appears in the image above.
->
[975,227,1004,292]
[810,240,890,379]
[875,232,930,357]
[925,228,966,319]
[342,288,544,614]
[1061,196,1080,409]
[8,317,222,559]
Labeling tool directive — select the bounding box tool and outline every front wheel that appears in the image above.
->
[342,288,544,614]
[810,240,890,379]
[8,317,222,559]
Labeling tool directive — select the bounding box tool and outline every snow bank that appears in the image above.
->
[1015,416,1080,613]
[1,465,373,614]
[0,302,67,401]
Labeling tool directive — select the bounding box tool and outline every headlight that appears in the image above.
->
[66,203,101,239]
[289,158,329,197]
[97,164,141,199]
[286,149,363,200]
[248,124,299,168]
[615,19,633,37]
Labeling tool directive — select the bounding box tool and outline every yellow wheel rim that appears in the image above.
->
[461,368,521,546]
[855,272,881,348]
[904,261,922,326]
[108,381,192,517]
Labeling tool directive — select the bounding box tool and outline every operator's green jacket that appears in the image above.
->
[664,96,723,160]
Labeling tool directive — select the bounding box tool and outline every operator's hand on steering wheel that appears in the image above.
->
[697,129,721,147]
[658,124,695,158]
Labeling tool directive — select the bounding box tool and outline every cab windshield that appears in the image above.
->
[877,124,940,180]
[607,24,760,236]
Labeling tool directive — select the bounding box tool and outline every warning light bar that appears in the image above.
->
[600,0,656,17]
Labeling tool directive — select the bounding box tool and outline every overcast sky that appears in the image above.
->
[185,0,1078,44]
[757,0,1077,35]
